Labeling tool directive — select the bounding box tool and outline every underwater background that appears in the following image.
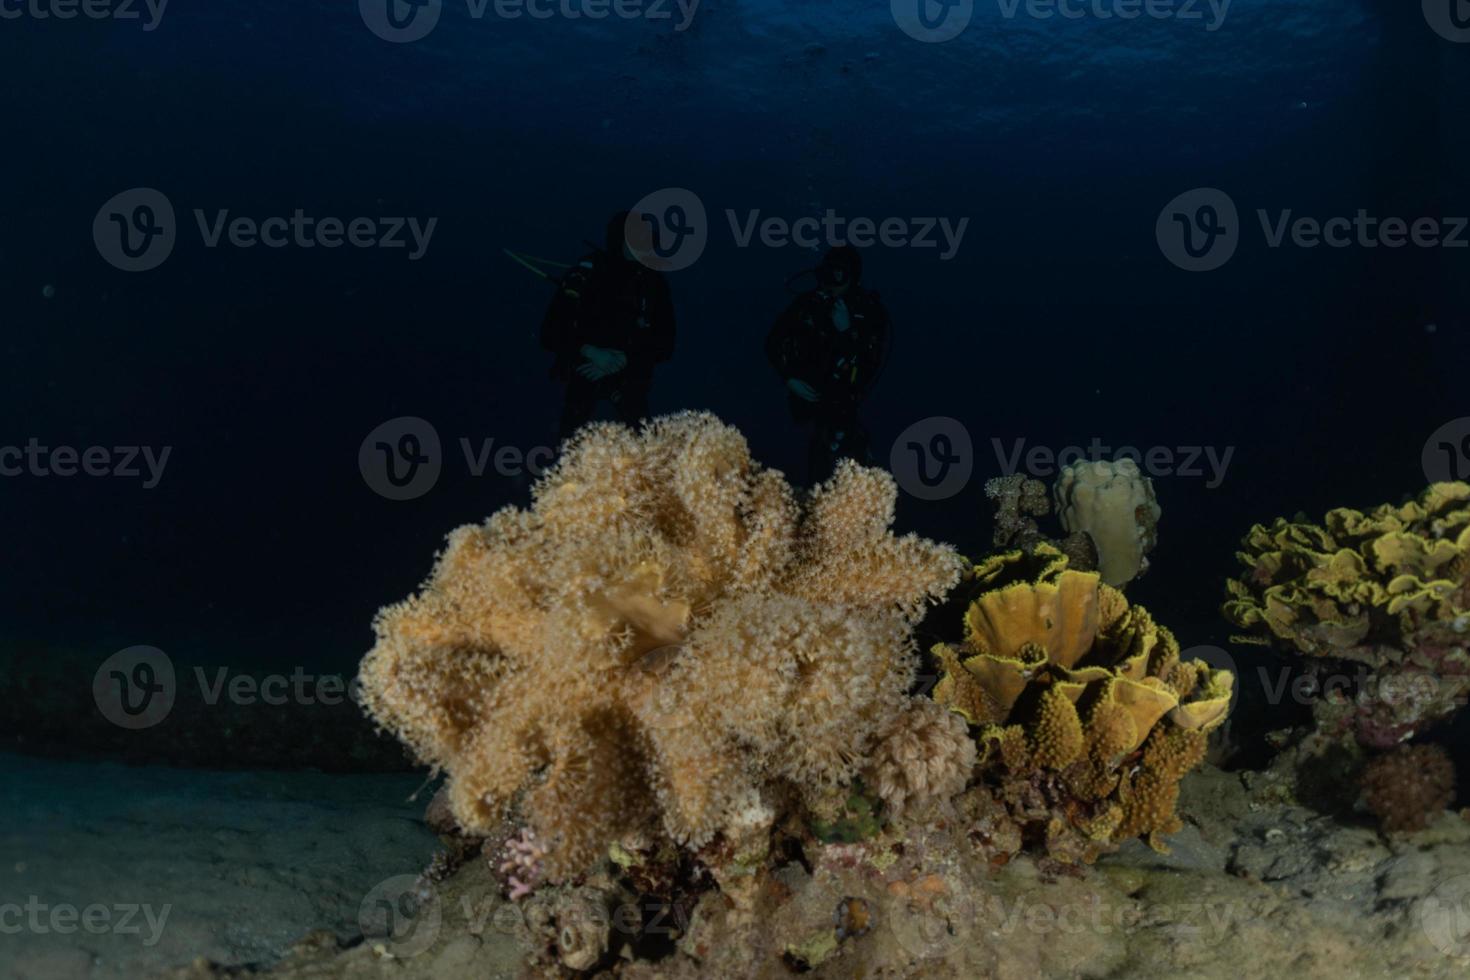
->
[2,1,1469,975]
[5,0,1466,676]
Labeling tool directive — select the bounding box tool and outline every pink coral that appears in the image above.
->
[498,827,546,900]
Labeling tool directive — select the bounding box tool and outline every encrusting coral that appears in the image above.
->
[1360,743,1457,834]
[984,473,1099,573]
[1223,482,1470,749]
[1053,458,1161,587]
[357,412,963,883]
[985,474,1050,551]
[933,545,1232,862]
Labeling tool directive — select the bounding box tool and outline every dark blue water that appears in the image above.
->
[2,0,1465,681]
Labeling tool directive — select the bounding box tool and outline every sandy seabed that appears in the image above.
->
[0,754,437,980]
[7,753,1470,979]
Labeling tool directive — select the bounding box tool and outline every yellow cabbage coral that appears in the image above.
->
[357,412,963,879]
[1222,482,1470,748]
[933,545,1232,861]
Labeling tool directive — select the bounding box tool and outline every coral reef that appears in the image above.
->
[162,760,1470,980]
[983,473,1099,572]
[1053,458,1161,587]
[1360,743,1457,834]
[985,474,1050,550]
[933,546,1232,862]
[860,699,976,822]
[1223,482,1470,749]
[357,412,962,884]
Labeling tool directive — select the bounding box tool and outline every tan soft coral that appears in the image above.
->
[357,412,962,880]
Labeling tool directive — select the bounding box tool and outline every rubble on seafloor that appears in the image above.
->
[167,763,1470,980]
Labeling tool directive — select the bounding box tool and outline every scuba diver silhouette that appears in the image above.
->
[536,211,676,440]
[766,245,890,484]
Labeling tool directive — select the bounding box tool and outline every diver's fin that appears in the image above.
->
[503,249,573,281]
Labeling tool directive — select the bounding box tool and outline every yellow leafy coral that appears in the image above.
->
[933,545,1232,861]
[1222,482,1470,748]
[357,412,963,879]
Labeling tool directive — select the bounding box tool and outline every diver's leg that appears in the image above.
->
[611,377,651,427]
[834,409,871,466]
[558,383,598,442]
[808,416,843,485]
